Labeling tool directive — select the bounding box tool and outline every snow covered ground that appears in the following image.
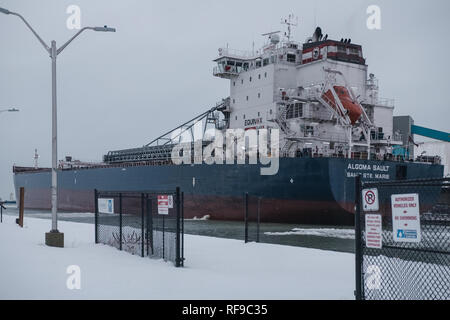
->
[0,215,355,299]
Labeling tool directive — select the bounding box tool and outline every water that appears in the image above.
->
[1,206,355,253]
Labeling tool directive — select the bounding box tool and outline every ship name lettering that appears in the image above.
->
[372,165,389,172]
[347,163,371,170]
[244,118,263,127]
[375,173,389,179]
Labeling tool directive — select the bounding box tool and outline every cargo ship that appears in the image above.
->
[13,20,444,225]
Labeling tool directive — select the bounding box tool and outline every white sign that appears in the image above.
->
[168,195,173,209]
[391,193,421,243]
[362,188,379,211]
[98,198,114,214]
[158,195,169,215]
[365,214,382,249]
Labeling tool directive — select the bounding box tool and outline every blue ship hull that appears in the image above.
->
[13,158,443,225]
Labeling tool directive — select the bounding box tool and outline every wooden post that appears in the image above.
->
[18,187,25,227]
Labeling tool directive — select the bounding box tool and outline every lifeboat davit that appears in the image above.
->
[322,86,362,124]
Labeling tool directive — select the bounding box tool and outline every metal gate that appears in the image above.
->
[95,187,184,267]
[355,176,450,299]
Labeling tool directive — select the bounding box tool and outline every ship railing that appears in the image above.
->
[364,96,395,107]
[415,155,442,165]
[217,47,259,60]
[370,131,403,143]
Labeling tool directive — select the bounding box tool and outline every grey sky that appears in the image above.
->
[1,0,449,199]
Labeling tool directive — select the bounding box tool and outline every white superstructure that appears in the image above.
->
[213,19,403,160]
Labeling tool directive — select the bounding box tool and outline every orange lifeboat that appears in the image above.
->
[322,86,362,124]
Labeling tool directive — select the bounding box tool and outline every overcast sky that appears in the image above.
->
[1,0,449,199]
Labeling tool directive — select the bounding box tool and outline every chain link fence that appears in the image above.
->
[95,188,184,267]
[242,193,355,252]
[355,177,450,300]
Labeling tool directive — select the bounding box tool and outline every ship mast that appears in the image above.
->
[281,14,298,41]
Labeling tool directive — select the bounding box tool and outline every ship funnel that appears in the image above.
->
[313,27,323,42]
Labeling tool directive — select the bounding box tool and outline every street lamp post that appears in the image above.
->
[1,7,115,247]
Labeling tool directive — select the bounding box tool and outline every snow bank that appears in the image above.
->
[0,215,354,299]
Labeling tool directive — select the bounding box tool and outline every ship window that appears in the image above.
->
[258,74,261,79]
[264,72,267,78]
[243,114,246,119]
[258,112,260,116]
[337,45,346,53]
[270,109,272,114]
[286,103,303,119]
[263,58,269,66]
[305,125,314,136]
[241,79,244,84]
[249,76,252,82]
[246,96,249,101]
[258,93,261,98]
[233,99,235,104]
[233,81,235,86]
[287,54,296,63]
[270,55,276,63]
[256,60,261,68]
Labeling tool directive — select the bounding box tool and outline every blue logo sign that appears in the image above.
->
[108,200,112,212]
[397,229,417,239]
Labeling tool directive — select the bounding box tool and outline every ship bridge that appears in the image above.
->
[213,30,302,79]
[213,48,256,79]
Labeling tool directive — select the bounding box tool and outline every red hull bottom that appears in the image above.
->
[20,188,354,225]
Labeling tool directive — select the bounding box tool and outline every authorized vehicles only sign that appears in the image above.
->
[391,193,421,243]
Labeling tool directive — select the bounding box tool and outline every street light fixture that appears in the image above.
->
[0,108,20,114]
[0,7,115,247]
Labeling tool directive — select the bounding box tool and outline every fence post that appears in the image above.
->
[141,193,145,258]
[244,192,249,243]
[119,193,122,251]
[145,194,149,256]
[181,191,184,266]
[18,187,24,228]
[162,214,165,260]
[256,197,261,243]
[94,189,98,244]
[354,175,363,300]
[176,186,181,267]
[149,197,153,255]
